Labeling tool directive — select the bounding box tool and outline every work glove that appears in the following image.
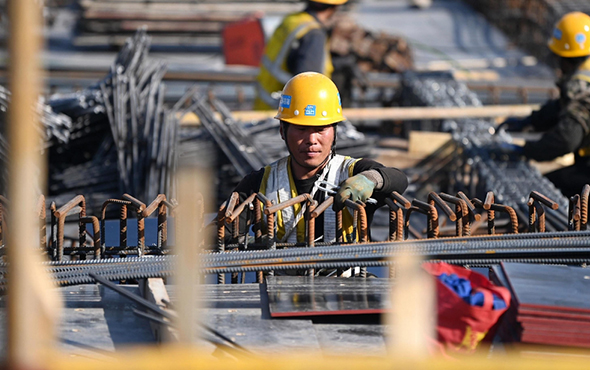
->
[333,174,376,211]
[488,140,525,161]
[495,117,531,134]
[497,141,525,155]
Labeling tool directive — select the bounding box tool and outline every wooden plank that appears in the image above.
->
[139,278,177,343]
[180,105,539,125]
[83,20,224,33]
[408,131,452,155]
[84,9,245,22]
[80,0,304,14]
[73,33,221,47]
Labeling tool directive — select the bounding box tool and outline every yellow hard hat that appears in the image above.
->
[310,0,348,5]
[548,12,590,58]
[275,72,344,126]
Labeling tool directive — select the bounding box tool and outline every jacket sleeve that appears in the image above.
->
[528,98,561,132]
[352,158,409,196]
[286,28,327,75]
[523,79,590,161]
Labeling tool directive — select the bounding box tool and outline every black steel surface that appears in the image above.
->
[501,262,590,312]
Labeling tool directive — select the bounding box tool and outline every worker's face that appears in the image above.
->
[281,123,335,179]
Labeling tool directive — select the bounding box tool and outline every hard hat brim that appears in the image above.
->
[276,116,346,126]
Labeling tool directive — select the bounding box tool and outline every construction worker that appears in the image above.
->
[253,0,347,110]
[498,12,590,197]
[233,72,408,245]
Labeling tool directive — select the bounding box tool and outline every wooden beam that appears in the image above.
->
[7,0,61,368]
[180,104,539,125]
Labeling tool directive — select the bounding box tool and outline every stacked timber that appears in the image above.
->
[330,15,413,74]
[464,0,590,61]
[74,0,304,49]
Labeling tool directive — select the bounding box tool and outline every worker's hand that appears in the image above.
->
[497,141,524,155]
[495,117,530,134]
[333,174,376,211]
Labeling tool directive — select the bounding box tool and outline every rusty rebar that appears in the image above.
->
[122,193,147,255]
[569,194,581,231]
[37,194,46,251]
[405,205,429,239]
[225,192,240,219]
[412,199,439,238]
[529,191,560,210]
[439,192,470,237]
[472,198,519,234]
[80,216,101,259]
[527,191,557,233]
[54,195,86,261]
[385,191,411,242]
[306,200,318,276]
[227,193,257,223]
[216,200,227,284]
[256,193,275,276]
[428,192,456,222]
[101,199,132,253]
[581,184,589,230]
[264,193,312,215]
[483,192,495,235]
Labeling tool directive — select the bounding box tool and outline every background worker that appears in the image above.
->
[235,72,408,244]
[498,12,590,197]
[253,0,347,110]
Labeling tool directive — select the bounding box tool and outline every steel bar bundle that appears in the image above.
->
[0,85,73,194]
[400,71,569,232]
[0,227,589,288]
[48,29,180,214]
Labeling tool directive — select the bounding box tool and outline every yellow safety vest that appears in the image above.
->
[259,154,360,244]
[572,59,590,157]
[254,12,334,111]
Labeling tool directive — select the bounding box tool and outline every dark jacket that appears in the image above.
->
[523,62,590,168]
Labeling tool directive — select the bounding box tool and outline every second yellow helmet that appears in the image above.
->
[310,0,348,5]
[275,72,344,126]
[548,12,590,58]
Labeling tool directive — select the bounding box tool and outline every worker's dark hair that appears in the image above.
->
[306,1,337,12]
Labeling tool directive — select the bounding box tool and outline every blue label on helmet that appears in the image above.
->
[280,95,291,108]
[553,28,562,40]
[576,33,586,44]
[337,93,341,107]
[304,105,316,116]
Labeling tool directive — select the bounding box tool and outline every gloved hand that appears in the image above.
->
[495,117,531,134]
[497,141,525,155]
[333,174,376,211]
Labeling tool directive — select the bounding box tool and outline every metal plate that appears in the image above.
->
[501,262,590,313]
[266,276,391,318]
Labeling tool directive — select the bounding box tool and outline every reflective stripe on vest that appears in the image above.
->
[260,154,359,243]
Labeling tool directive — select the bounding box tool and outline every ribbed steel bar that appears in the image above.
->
[201,230,590,264]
